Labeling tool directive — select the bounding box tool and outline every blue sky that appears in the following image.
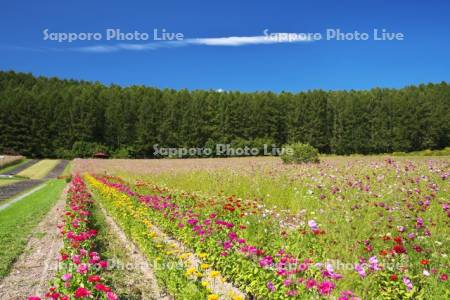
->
[1,0,449,92]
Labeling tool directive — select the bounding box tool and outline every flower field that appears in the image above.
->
[76,156,449,299]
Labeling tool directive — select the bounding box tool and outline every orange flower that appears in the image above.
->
[420,259,429,265]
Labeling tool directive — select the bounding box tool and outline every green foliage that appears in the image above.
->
[280,143,320,164]
[71,141,108,158]
[392,147,450,156]
[0,71,449,158]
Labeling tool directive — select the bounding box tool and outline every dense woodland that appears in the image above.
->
[0,70,449,158]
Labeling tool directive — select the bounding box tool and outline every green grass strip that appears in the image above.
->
[0,179,66,278]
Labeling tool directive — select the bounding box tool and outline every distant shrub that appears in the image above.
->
[112,146,135,158]
[281,143,320,164]
[71,141,108,158]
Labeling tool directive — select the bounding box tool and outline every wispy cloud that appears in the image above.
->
[74,33,312,53]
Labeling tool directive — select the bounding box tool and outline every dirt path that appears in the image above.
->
[0,186,68,300]
[98,204,172,300]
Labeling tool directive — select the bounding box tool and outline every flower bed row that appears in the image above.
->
[29,175,117,300]
[85,174,233,299]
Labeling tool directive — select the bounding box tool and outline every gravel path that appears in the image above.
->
[0,159,40,175]
[0,186,67,299]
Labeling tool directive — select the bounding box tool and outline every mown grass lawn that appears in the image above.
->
[17,159,60,179]
[0,179,66,278]
[0,159,28,174]
[0,179,20,186]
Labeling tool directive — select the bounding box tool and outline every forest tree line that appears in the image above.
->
[0,70,449,158]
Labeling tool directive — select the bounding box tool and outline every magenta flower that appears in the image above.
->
[305,279,316,289]
[266,281,276,292]
[223,240,232,250]
[259,256,274,268]
[187,219,198,226]
[318,281,335,295]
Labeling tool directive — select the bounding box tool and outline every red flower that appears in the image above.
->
[390,274,398,281]
[441,273,448,281]
[95,283,111,292]
[88,275,101,282]
[74,287,91,298]
[393,245,407,254]
[393,236,403,244]
[420,259,429,265]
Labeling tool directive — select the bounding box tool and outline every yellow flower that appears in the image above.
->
[200,263,210,270]
[232,296,244,300]
[210,270,220,278]
[201,281,209,287]
[198,252,208,259]
[195,271,203,277]
[207,294,219,300]
[185,267,196,276]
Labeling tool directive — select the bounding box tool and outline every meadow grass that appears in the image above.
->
[17,159,60,179]
[0,179,66,278]
[122,156,449,290]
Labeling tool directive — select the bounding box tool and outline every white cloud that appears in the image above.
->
[72,33,312,53]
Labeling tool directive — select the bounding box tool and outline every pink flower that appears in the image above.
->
[308,220,318,230]
[355,263,366,278]
[28,297,41,300]
[369,256,381,271]
[187,219,198,225]
[403,276,413,290]
[318,281,336,295]
[61,273,72,281]
[266,281,276,292]
[77,263,88,274]
[305,279,316,289]
[259,256,273,268]
[72,255,81,265]
[223,240,232,250]
[106,292,118,300]
[416,217,424,228]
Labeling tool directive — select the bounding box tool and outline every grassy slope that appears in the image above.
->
[0,179,66,278]
[17,159,60,179]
